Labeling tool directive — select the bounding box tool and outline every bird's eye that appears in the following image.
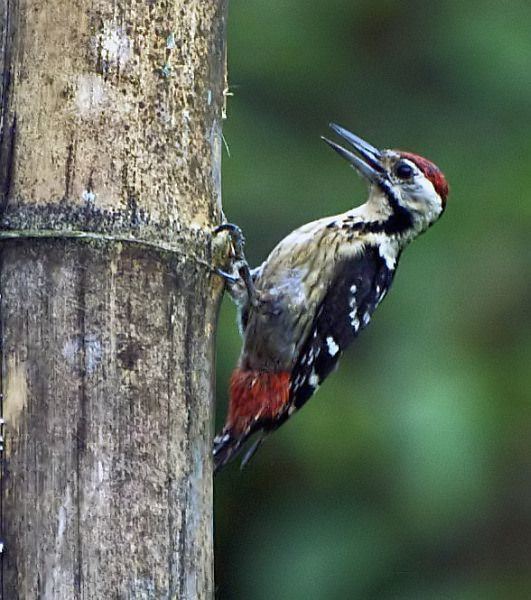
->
[395,162,414,179]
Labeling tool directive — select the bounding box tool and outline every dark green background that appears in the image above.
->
[214,2,531,598]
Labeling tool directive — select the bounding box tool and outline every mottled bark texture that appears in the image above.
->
[0,0,228,598]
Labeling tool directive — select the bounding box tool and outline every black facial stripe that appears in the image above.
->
[341,179,413,236]
[376,178,414,234]
[347,210,413,236]
[378,208,413,234]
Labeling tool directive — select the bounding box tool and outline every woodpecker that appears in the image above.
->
[214,123,449,473]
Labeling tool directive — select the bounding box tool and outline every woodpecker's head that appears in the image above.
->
[323,123,448,234]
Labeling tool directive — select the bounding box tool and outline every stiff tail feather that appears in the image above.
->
[213,429,269,474]
[213,368,290,473]
[213,429,248,473]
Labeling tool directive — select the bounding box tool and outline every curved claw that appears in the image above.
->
[215,267,240,285]
[214,222,243,235]
[213,223,246,251]
[213,222,259,309]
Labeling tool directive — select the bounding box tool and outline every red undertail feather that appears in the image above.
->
[228,369,290,433]
[213,369,290,472]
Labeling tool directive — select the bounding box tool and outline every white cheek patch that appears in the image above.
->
[403,178,444,227]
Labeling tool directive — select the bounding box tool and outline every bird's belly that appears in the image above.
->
[241,275,311,371]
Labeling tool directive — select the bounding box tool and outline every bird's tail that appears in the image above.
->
[213,368,290,473]
[213,428,268,474]
[213,428,247,474]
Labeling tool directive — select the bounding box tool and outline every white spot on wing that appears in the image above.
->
[306,349,315,365]
[326,336,340,356]
[350,312,360,331]
[292,375,303,391]
[308,372,319,388]
[362,312,371,326]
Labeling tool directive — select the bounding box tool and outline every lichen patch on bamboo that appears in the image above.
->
[62,334,103,374]
[74,74,108,118]
[4,354,28,431]
[94,23,132,73]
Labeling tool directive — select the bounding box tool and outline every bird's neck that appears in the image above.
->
[344,186,428,245]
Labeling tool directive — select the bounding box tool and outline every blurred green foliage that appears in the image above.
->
[214,1,531,598]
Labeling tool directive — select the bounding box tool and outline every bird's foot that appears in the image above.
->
[213,222,260,308]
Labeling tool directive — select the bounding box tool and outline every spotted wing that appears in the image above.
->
[288,245,396,413]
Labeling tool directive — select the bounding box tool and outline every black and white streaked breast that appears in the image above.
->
[287,245,396,413]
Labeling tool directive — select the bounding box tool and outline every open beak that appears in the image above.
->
[321,123,385,184]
